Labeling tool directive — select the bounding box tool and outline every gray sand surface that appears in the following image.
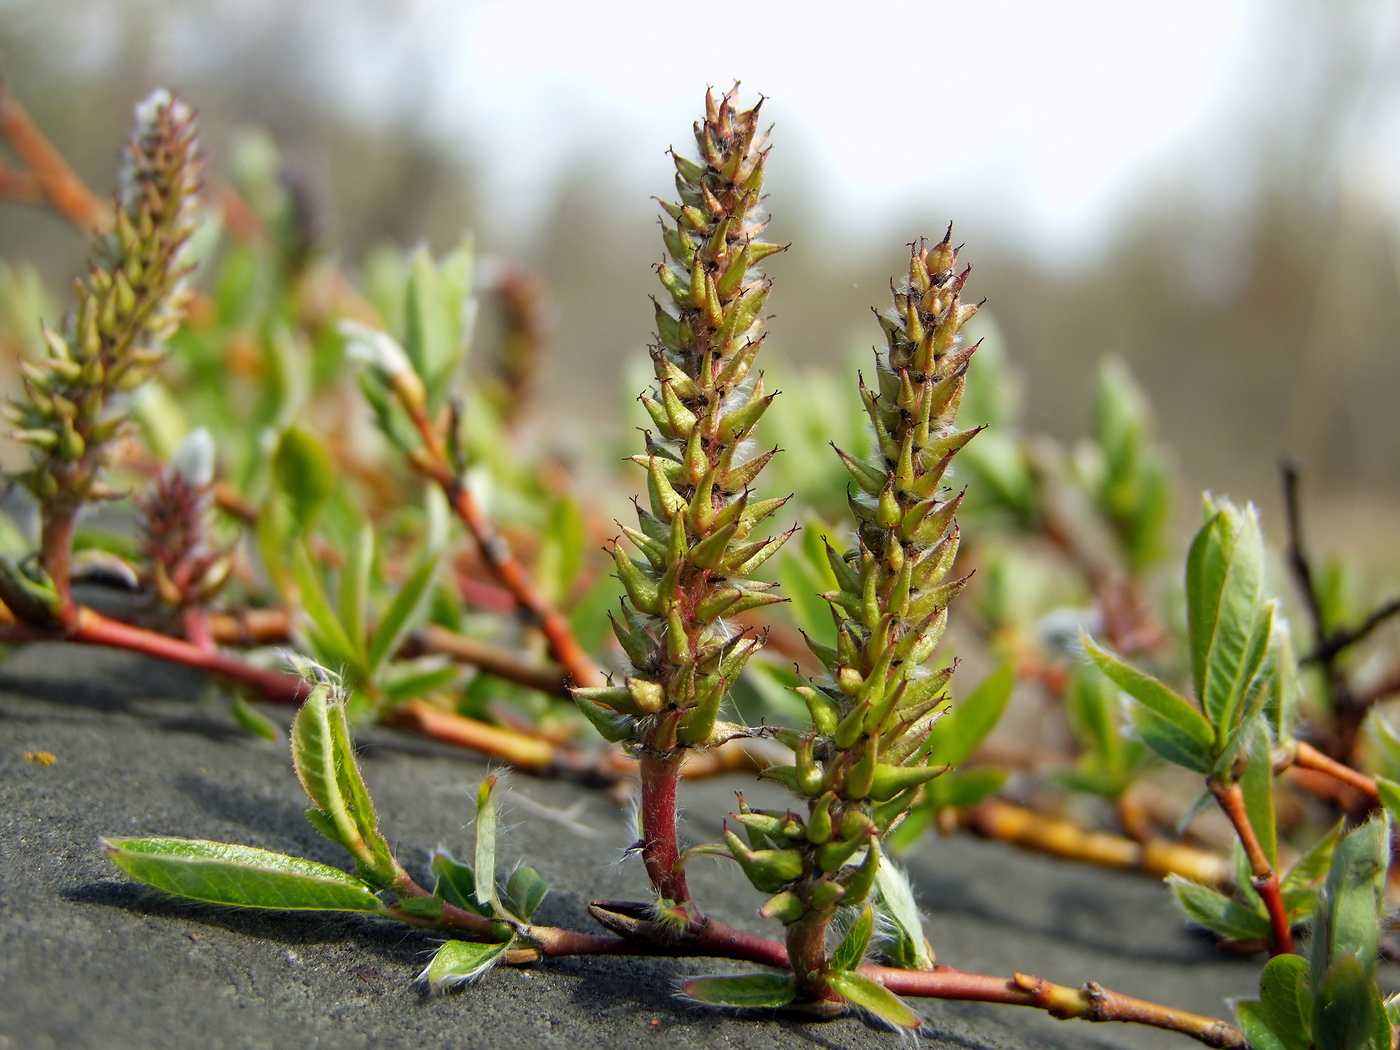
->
[0,644,1275,1049]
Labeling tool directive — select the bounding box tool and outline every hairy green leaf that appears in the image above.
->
[1312,955,1376,1050]
[1186,503,1265,731]
[1235,1000,1290,1050]
[104,837,383,912]
[504,866,548,922]
[1240,725,1278,870]
[1083,636,1213,771]
[1129,703,1214,775]
[1318,814,1389,980]
[474,776,500,910]
[830,906,874,973]
[1169,877,1271,942]
[291,685,396,885]
[417,938,508,995]
[827,971,921,1028]
[1259,954,1312,1050]
[874,859,932,970]
[682,973,797,1009]
[429,851,492,917]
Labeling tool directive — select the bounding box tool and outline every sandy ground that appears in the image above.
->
[0,643,1277,1050]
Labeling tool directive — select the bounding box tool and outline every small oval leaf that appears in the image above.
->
[681,973,797,1009]
[104,837,383,912]
[827,971,921,1028]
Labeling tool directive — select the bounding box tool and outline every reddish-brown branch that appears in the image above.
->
[0,607,308,704]
[0,163,40,202]
[0,81,109,232]
[638,750,690,904]
[412,624,570,697]
[1210,782,1293,956]
[404,408,602,690]
[1292,740,1380,806]
[867,966,1245,1049]
[518,907,1245,1048]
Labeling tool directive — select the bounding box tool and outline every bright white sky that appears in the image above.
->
[143,0,1398,256]
[427,0,1258,251]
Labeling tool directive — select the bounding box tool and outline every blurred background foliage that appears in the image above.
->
[1,0,1399,826]
[0,0,1397,550]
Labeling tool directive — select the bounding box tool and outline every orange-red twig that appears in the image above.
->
[1210,782,1293,956]
[1292,740,1380,806]
[405,406,603,689]
[0,606,308,703]
[0,81,109,232]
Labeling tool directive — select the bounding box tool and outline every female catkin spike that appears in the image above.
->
[572,86,791,908]
[2,90,202,618]
[725,230,982,1007]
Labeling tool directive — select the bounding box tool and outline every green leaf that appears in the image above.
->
[1169,877,1271,942]
[1240,725,1278,870]
[928,767,1008,809]
[230,694,282,742]
[404,246,458,401]
[429,851,492,917]
[504,866,548,922]
[379,659,463,702]
[339,521,375,651]
[1083,636,1214,771]
[291,547,362,674]
[417,938,509,994]
[1369,717,1400,783]
[1318,814,1389,979]
[273,423,334,533]
[291,684,396,886]
[1267,624,1300,746]
[1236,1000,1290,1050]
[830,905,874,973]
[1186,503,1265,730]
[1063,661,1119,761]
[1130,703,1214,775]
[827,971,921,1028]
[924,663,1013,769]
[1374,779,1400,826]
[874,859,932,970]
[1313,955,1377,1050]
[1259,954,1313,1050]
[1283,820,1343,895]
[104,837,383,912]
[535,496,584,607]
[367,553,442,678]
[473,776,500,910]
[778,550,837,651]
[394,895,445,920]
[681,973,797,1009]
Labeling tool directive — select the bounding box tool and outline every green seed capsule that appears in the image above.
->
[758,890,804,924]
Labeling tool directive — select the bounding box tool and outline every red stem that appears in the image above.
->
[638,749,690,904]
[407,408,602,690]
[0,607,309,704]
[512,915,1245,1048]
[1293,741,1380,806]
[1211,782,1294,956]
[867,966,1246,1049]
